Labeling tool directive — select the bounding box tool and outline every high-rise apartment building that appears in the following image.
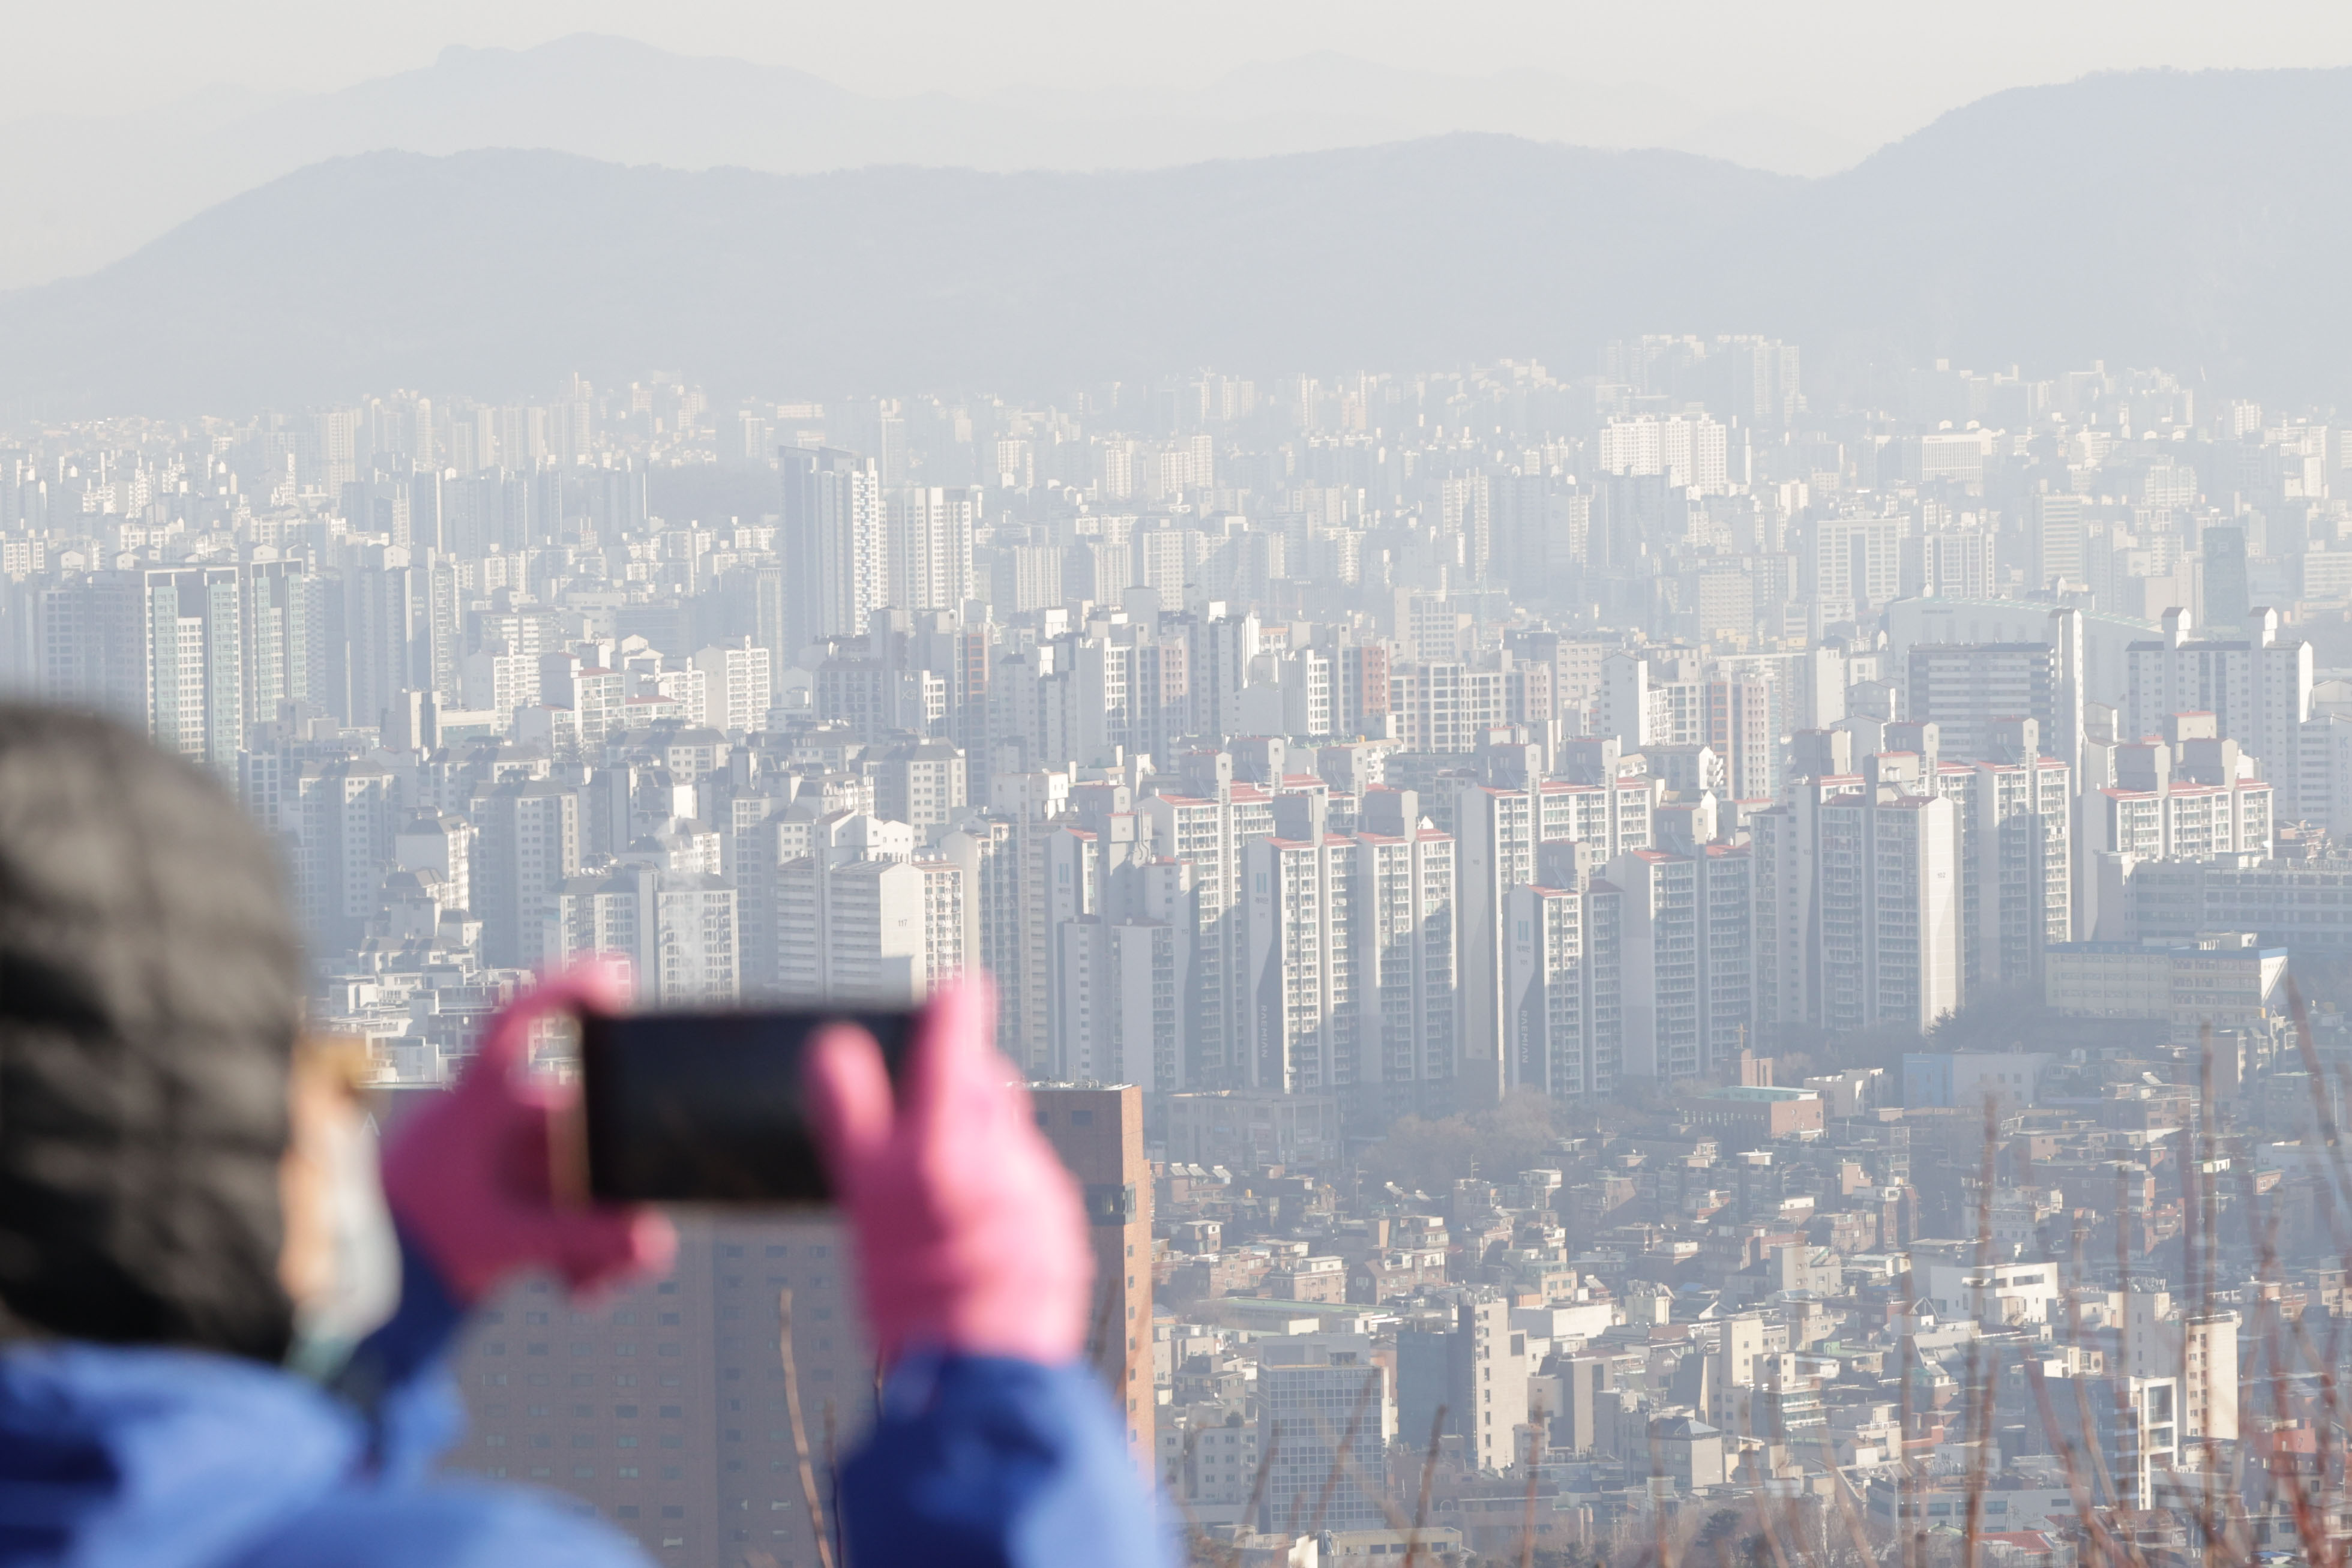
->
[1596,413,1728,495]
[473,778,583,969]
[242,557,327,729]
[1931,757,2074,986]
[547,866,741,1006]
[395,810,475,918]
[2034,492,2086,590]
[1599,651,1704,751]
[1352,815,1459,1123]
[284,758,399,954]
[882,485,978,612]
[136,565,246,766]
[690,640,774,735]
[1388,659,1516,753]
[1840,791,1960,1033]
[1238,829,1361,1095]
[1397,1294,1528,1477]
[2086,778,2272,864]
[1906,643,2068,769]
[1706,677,1775,801]
[1449,773,1648,1102]
[1922,528,1999,600]
[1503,878,1622,1100]
[2202,524,2249,630]
[35,563,322,768]
[1139,771,1276,1089]
[1451,782,1535,1104]
[342,544,434,735]
[1754,776,1962,1039]
[1809,514,1915,616]
[1606,846,1753,1083]
[1053,915,1185,1088]
[937,814,1023,1050]
[2125,607,2311,815]
[772,854,962,1006]
[780,447,883,647]
[1190,607,1260,742]
[463,646,543,718]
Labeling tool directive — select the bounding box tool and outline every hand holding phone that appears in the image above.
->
[803,976,1092,1366]
[383,963,677,1305]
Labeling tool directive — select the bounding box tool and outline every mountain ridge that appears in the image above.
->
[0,33,1860,292]
[0,136,1781,410]
[4,65,2349,411]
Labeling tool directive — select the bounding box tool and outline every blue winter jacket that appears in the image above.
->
[0,1242,1167,1568]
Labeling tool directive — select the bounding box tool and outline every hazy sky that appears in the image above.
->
[15,0,2352,145]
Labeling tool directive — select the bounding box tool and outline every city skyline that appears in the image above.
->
[8,256,2352,1567]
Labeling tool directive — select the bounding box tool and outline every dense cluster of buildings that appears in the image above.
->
[1146,1016,2347,1564]
[8,340,2352,1564]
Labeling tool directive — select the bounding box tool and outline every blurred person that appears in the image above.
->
[0,706,1161,1568]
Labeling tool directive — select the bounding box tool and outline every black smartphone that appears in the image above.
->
[574,1008,915,1205]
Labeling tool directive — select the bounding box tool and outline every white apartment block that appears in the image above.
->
[2125,607,2311,814]
[1388,660,1511,752]
[1600,652,1704,749]
[772,855,956,1006]
[1922,528,1998,600]
[1809,515,1914,614]
[1846,793,1961,1033]
[1452,783,1534,1102]
[1931,757,2073,986]
[1353,825,1458,1117]
[781,446,884,641]
[871,739,967,834]
[689,639,774,734]
[1503,880,1621,1099]
[883,485,976,613]
[1054,918,1185,1090]
[545,866,739,1007]
[286,760,398,954]
[917,858,964,983]
[1755,779,1962,1039]
[1597,413,1728,495]
[472,777,580,969]
[1606,846,1752,1083]
[394,811,475,916]
[1238,833,1360,1095]
[2297,710,2352,836]
[1904,641,2071,770]
[1233,822,1459,1113]
[1138,780,1279,1089]
[2087,779,2273,864]
[1451,773,1660,1102]
[462,647,541,721]
[642,872,739,1006]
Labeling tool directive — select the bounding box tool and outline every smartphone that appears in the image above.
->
[573,1008,915,1205]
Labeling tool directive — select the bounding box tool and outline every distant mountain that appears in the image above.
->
[0,137,1784,411]
[1,67,2348,412]
[1730,67,2352,401]
[0,34,1865,291]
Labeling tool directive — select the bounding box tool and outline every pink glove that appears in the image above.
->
[382,961,676,1305]
[803,975,1092,1366]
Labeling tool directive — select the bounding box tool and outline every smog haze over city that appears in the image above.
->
[13,3,2352,1565]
